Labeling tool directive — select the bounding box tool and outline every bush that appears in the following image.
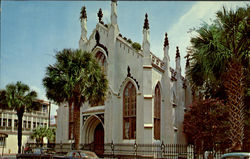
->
[127,39,132,44]
[132,42,141,51]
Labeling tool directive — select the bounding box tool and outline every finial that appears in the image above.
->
[176,46,180,58]
[143,13,149,30]
[184,54,190,67]
[95,30,100,44]
[80,6,87,20]
[97,8,104,24]
[164,32,169,47]
[127,66,131,77]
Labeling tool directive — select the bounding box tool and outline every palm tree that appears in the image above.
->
[0,81,39,153]
[31,127,55,145]
[43,49,108,149]
[187,5,249,150]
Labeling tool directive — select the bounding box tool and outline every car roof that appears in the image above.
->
[222,152,250,158]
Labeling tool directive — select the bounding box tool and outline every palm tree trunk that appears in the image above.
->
[73,96,81,150]
[224,60,245,151]
[17,108,24,154]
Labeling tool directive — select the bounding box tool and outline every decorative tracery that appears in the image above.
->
[95,51,107,74]
[123,82,136,139]
[154,83,161,140]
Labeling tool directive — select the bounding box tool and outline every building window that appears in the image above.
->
[123,82,136,139]
[8,119,12,127]
[23,121,27,128]
[95,51,107,74]
[2,119,6,127]
[91,51,107,106]
[44,123,47,128]
[14,120,18,128]
[0,137,6,147]
[37,122,40,127]
[33,122,36,129]
[28,121,31,129]
[42,105,48,113]
[0,118,2,126]
[154,83,161,140]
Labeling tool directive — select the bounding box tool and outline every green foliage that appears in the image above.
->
[31,127,55,144]
[132,42,141,51]
[187,5,249,98]
[43,49,108,149]
[43,49,108,105]
[186,5,250,149]
[0,81,39,153]
[183,99,230,152]
[127,39,132,44]
[0,81,39,111]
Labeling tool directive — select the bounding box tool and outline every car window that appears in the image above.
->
[33,149,42,154]
[84,151,97,157]
[80,152,87,157]
[66,151,74,157]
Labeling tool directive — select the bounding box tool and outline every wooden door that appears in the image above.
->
[94,123,104,157]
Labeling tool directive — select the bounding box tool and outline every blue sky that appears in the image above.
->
[1,1,248,117]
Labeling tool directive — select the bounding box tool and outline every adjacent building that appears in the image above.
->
[0,100,50,155]
[56,0,193,157]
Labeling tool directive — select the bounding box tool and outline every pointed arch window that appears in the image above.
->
[123,82,136,139]
[95,51,107,74]
[154,83,161,140]
[91,51,107,106]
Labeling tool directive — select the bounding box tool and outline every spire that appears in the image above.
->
[176,46,180,58]
[163,32,170,75]
[164,32,169,47]
[80,6,87,20]
[111,0,118,25]
[79,6,88,50]
[97,8,104,24]
[175,46,181,79]
[143,13,149,30]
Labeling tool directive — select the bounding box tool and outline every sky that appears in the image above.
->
[1,1,248,119]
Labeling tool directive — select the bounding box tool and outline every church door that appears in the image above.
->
[94,123,104,157]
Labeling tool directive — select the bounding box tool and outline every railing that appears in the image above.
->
[102,143,195,159]
[25,142,250,159]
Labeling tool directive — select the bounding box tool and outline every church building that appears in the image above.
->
[56,0,192,157]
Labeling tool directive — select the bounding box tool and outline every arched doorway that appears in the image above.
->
[82,115,104,157]
[94,123,104,157]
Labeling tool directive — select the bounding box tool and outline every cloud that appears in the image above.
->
[158,1,248,76]
[102,9,110,24]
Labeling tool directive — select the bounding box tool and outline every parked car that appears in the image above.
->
[221,152,250,159]
[53,150,99,159]
[17,147,55,159]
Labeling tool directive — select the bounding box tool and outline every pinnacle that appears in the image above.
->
[143,13,149,30]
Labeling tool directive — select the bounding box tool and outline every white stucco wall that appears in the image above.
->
[56,0,191,147]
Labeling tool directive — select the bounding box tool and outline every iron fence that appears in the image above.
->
[25,142,250,159]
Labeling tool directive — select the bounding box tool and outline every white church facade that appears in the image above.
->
[56,0,192,157]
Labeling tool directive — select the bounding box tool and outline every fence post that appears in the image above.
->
[161,141,165,158]
[111,141,114,158]
[60,141,62,153]
[134,142,138,158]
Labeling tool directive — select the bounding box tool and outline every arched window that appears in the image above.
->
[91,51,107,107]
[154,83,161,140]
[95,51,107,74]
[123,82,136,139]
